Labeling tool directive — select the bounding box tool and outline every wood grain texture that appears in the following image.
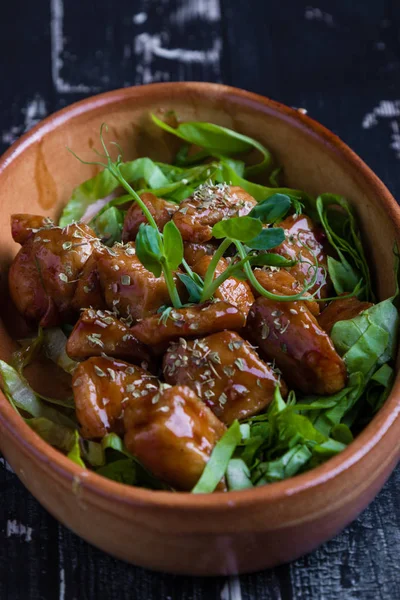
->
[0,0,399,598]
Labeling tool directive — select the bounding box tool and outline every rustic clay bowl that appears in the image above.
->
[0,83,399,576]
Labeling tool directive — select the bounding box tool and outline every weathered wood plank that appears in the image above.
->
[0,1,400,599]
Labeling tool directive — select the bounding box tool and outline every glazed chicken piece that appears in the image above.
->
[9,220,96,327]
[71,249,107,311]
[11,213,51,245]
[124,384,226,491]
[131,300,245,346]
[66,308,152,367]
[183,241,216,267]
[96,243,184,321]
[122,193,178,242]
[72,356,158,439]
[272,214,329,299]
[253,268,319,316]
[245,298,347,395]
[318,296,373,334]
[173,184,257,243]
[192,255,255,317]
[163,331,286,424]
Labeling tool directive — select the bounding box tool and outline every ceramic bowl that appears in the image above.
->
[0,83,399,576]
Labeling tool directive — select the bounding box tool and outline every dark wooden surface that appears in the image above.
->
[0,1,399,598]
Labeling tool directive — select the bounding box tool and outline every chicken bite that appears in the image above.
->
[66,308,152,366]
[124,384,226,491]
[11,214,51,245]
[192,255,255,317]
[245,297,347,395]
[9,221,96,327]
[72,356,158,439]
[183,241,216,267]
[253,268,319,316]
[318,296,373,334]
[96,243,184,321]
[173,184,257,243]
[163,331,286,424]
[122,193,178,242]
[131,300,245,347]
[272,214,329,299]
[71,249,107,311]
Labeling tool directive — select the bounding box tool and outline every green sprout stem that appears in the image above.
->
[68,125,183,309]
[234,241,320,302]
[200,238,232,302]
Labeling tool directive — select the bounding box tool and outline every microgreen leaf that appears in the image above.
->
[135,223,163,277]
[177,273,204,303]
[212,216,262,242]
[249,193,291,224]
[246,227,285,250]
[163,220,184,271]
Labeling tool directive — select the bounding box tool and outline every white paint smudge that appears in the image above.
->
[390,120,400,158]
[135,32,221,66]
[58,525,66,600]
[6,520,33,542]
[133,12,148,25]
[172,0,221,24]
[50,0,92,93]
[134,32,221,84]
[362,101,400,129]
[221,576,242,600]
[1,95,47,146]
[0,457,14,473]
[362,101,400,160]
[305,6,334,26]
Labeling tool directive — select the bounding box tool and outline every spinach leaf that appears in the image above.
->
[316,194,372,300]
[0,360,76,428]
[93,206,124,246]
[192,420,242,493]
[253,444,313,484]
[60,157,169,226]
[97,459,137,485]
[331,299,399,378]
[67,430,86,468]
[226,458,253,490]
[151,114,272,177]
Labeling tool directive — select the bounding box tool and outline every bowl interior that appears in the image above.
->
[0,82,399,469]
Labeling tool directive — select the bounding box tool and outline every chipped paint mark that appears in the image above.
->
[133,12,148,25]
[50,0,92,93]
[390,121,400,158]
[0,457,14,473]
[134,32,222,83]
[172,0,221,24]
[6,520,33,542]
[305,6,334,26]
[362,101,400,129]
[1,95,47,146]
[58,525,66,600]
[221,576,242,600]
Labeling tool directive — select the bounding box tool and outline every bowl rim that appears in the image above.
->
[0,81,399,512]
